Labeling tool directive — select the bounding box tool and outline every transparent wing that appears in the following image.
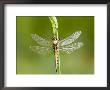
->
[29,45,52,55]
[59,31,82,46]
[31,33,51,46]
[59,42,83,54]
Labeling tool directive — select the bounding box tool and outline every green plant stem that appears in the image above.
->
[49,16,61,74]
[49,16,58,38]
[57,49,61,74]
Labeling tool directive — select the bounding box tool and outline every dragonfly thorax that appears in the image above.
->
[52,38,59,50]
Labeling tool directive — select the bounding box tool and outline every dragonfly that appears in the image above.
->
[29,30,83,73]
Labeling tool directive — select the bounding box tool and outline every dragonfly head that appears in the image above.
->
[52,37,60,45]
[53,40,58,45]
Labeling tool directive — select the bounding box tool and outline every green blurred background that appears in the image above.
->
[16,16,94,74]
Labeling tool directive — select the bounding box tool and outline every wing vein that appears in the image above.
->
[59,31,82,46]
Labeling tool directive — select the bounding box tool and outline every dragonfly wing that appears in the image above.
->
[29,45,52,55]
[59,31,82,46]
[59,42,83,54]
[31,34,51,46]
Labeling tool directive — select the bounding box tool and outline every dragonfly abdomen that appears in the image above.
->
[54,46,59,72]
[53,38,60,73]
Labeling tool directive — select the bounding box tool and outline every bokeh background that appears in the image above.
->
[16,16,94,74]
